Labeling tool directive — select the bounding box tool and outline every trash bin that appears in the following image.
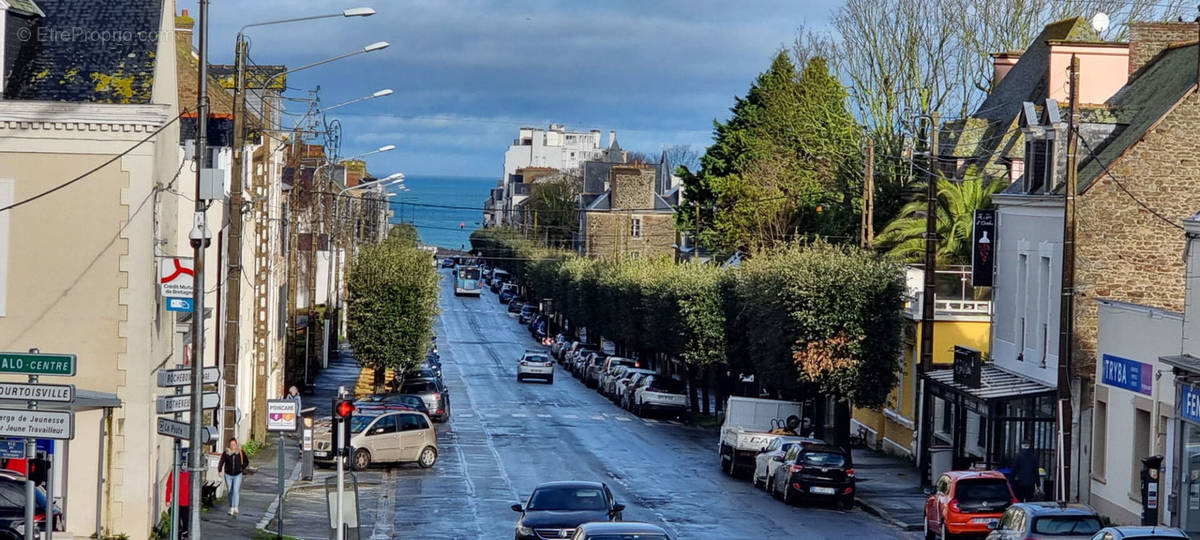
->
[930,445,953,486]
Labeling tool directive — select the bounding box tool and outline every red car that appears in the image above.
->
[924,470,1017,539]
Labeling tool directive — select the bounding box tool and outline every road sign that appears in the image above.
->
[0,409,73,440]
[159,257,195,298]
[157,418,217,443]
[155,392,219,414]
[267,399,298,432]
[156,367,220,388]
[0,438,24,459]
[0,352,76,376]
[166,297,194,312]
[0,382,74,402]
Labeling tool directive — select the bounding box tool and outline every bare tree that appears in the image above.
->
[663,144,701,174]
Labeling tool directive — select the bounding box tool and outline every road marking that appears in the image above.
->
[563,414,578,419]
[512,413,528,418]
[537,413,552,418]
[485,413,500,418]
[591,415,605,420]
[369,468,397,539]
[644,419,660,424]
[615,416,632,422]
[459,413,475,418]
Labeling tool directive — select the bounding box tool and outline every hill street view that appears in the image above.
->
[4,1,1200,539]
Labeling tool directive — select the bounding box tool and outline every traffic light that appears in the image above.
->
[332,398,355,456]
[28,458,49,485]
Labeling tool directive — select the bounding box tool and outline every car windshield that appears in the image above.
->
[1031,516,1102,535]
[955,479,1012,503]
[349,415,377,433]
[650,377,685,393]
[800,452,846,467]
[524,355,550,363]
[401,381,438,394]
[527,487,608,511]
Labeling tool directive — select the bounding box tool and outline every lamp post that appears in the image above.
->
[220,8,379,475]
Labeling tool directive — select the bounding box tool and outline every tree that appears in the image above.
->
[874,174,1008,265]
[663,144,701,175]
[346,238,439,389]
[387,223,419,247]
[525,176,581,249]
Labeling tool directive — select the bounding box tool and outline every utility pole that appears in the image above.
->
[223,34,248,443]
[917,112,939,488]
[1056,54,1080,502]
[861,137,875,248]
[189,0,211,536]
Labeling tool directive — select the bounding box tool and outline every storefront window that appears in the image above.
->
[1181,423,1200,535]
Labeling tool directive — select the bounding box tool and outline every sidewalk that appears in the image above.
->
[200,344,363,538]
[853,447,927,531]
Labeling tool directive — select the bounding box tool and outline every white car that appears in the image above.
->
[600,361,637,397]
[630,374,688,417]
[752,436,821,490]
[517,351,554,383]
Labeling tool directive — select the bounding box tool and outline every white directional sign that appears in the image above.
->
[266,399,298,432]
[156,392,219,414]
[157,417,190,440]
[159,257,195,298]
[0,382,74,402]
[0,409,73,440]
[156,367,220,388]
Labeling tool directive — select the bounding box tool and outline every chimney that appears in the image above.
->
[1128,21,1198,78]
[608,130,618,149]
[990,51,1022,88]
[175,9,195,50]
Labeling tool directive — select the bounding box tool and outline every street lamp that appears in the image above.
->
[315,89,394,116]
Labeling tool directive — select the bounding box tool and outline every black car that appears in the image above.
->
[500,290,517,304]
[769,443,854,508]
[508,299,525,314]
[519,305,538,324]
[0,476,61,535]
[512,481,624,540]
[354,393,431,416]
[440,258,455,268]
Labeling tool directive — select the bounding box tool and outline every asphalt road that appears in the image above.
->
[360,269,919,539]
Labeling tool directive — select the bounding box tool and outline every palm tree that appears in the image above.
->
[875,175,1009,265]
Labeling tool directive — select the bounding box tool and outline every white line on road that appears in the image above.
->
[644,419,660,424]
[563,414,578,419]
[512,413,528,418]
[537,414,552,418]
[369,468,398,539]
[485,413,500,418]
[591,415,605,420]
[459,413,475,418]
[615,416,632,422]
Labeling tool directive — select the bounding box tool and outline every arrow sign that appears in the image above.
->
[156,392,219,414]
[0,382,74,402]
[156,367,220,388]
[157,417,190,439]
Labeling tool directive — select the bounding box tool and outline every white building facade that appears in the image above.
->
[486,125,612,226]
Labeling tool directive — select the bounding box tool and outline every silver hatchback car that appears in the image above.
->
[315,410,438,470]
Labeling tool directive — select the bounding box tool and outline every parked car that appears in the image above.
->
[512,481,625,540]
[507,299,525,314]
[519,304,538,324]
[517,351,554,383]
[631,374,688,418]
[355,393,430,416]
[718,396,802,478]
[570,348,597,378]
[768,442,855,508]
[571,522,671,540]
[1089,526,1189,540]
[314,410,438,470]
[753,436,821,490]
[398,377,451,422]
[440,258,455,268]
[614,368,655,406]
[924,470,1018,540]
[582,352,610,388]
[559,341,582,364]
[550,335,567,357]
[530,315,548,340]
[500,282,519,298]
[598,358,638,397]
[0,475,62,534]
[405,367,443,385]
[986,502,1102,540]
[600,364,633,398]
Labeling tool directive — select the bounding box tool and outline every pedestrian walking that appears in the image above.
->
[286,385,302,410]
[1010,439,1039,502]
[218,438,249,517]
[165,468,190,537]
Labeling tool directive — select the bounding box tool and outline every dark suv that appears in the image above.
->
[768,443,854,508]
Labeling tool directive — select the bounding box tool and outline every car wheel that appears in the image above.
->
[752,473,762,489]
[726,450,737,477]
[418,446,438,468]
[547,376,554,384]
[352,448,371,470]
[841,494,854,510]
[516,374,523,382]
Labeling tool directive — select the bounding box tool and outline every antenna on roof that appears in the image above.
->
[1091,12,1110,34]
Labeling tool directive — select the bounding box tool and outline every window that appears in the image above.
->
[1032,516,1102,535]
[629,251,641,259]
[630,217,642,238]
[1132,408,1151,500]
[1093,400,1107,479]
[1016,254,1028,358]
[1038,256,1052,366]
[800,451,847,468]
[370,415,398,435]
[399,414,425,432]
[937,475,950,495]
[0,180,9,316]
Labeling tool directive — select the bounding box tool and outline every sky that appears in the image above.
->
[182,0,839,178]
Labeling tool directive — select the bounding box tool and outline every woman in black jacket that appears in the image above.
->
[218,438,249,516]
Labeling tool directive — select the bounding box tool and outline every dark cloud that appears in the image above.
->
[181,0,838,176]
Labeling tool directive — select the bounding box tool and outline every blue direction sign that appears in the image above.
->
[0,438,24,459]
[166,297,193,312]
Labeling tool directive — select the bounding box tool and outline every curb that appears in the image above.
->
[256,456,303,531]
[856,496,923,532]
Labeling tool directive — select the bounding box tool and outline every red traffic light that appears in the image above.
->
[335,399,355,418]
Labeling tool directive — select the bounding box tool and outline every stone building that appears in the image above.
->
[580,165,675,260]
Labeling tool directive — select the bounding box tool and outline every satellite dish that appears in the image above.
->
[1092,12,1110,34]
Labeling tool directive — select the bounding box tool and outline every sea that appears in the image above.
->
[385,175,496,251]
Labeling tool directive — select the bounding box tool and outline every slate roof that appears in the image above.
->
[583,192,674,212]
[1073,43,1198,192]
[6,0,43,16]
[4,0,163,103]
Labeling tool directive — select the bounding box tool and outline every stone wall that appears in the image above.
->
[1128,22,1198,76]
[1074,91,1200,381]
[610,166,655,210]
[583,212,675,260]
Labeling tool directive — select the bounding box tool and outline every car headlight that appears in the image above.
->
[516,524,533,535]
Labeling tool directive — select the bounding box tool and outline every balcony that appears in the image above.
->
[903,266,991,320]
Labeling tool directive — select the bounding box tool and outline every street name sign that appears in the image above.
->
[157,417,189,440]
[0,352,76,376]
[0,382,74,402]
[159,257,195,298]
[0,409,73,439]
[156,392,219,414]
[156,367,220,388]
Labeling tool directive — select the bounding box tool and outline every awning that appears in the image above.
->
[924,365,1055,414]
[0,389,121,412]
[1161,354,1200,375]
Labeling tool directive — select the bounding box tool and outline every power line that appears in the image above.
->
[1077,134,1184,231]
[0,110,187,214]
